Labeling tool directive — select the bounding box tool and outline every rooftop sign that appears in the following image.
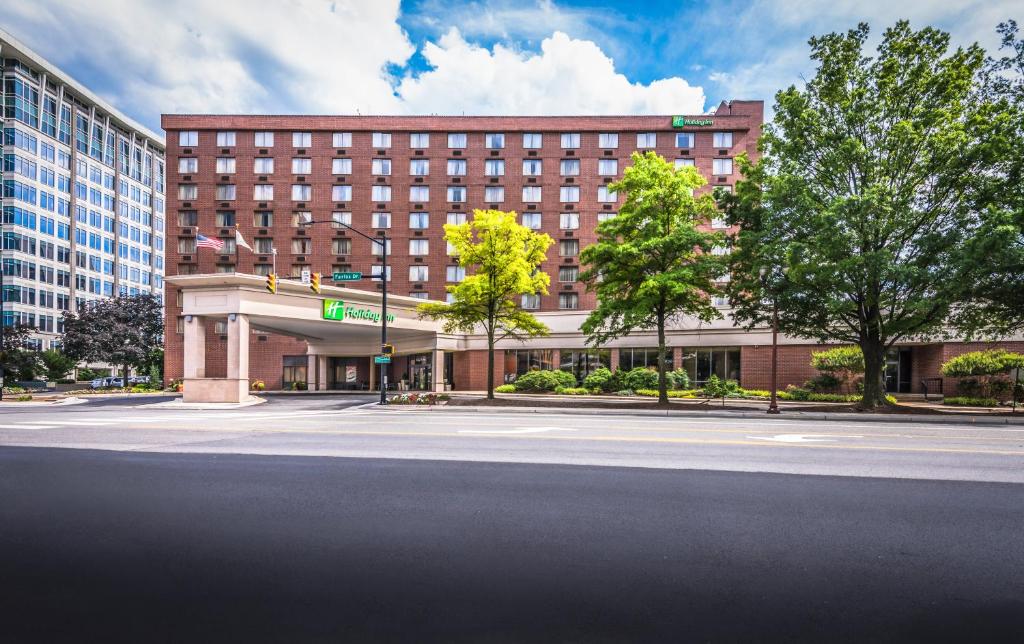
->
[672,116,714,127]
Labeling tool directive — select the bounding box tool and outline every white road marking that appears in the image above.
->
[19,420,121,426]
[458,427,578,434]
[750,434,865,443]
[0,424,59,430]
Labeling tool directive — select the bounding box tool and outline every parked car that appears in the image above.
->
[128,375,151,384]
[90,378,106,389]
[104,377,124,388]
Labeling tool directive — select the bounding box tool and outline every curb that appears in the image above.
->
[372,405,1024,426]
[138,396,267,410]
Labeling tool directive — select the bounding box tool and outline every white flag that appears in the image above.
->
[235,229,253,252]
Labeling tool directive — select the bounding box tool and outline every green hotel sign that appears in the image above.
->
[322,299,395,324]
[672,116,714,127]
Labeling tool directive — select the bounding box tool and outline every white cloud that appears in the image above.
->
[396,29,706,115]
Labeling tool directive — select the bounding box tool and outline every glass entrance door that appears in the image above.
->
[408,353,432,391]
[884,348,912,393]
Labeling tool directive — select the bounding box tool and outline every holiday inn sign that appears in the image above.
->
[672,116,715,127]
[322,299,395,324]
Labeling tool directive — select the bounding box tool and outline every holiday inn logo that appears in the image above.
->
[323,299,346,320]
[672,116,714,127]
[322,299,395,324]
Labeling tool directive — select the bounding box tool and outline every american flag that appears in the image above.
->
[196,234,225,251]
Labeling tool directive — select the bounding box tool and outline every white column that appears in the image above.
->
[368,357,376,391]
[226,314,249,381]
[318,356,328,391]
[183,316,206,379]
[306,354,317,390]
[432,349,446,393]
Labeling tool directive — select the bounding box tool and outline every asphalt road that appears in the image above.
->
[1,447,1022,642]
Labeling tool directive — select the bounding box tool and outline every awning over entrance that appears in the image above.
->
[168,273,454,402]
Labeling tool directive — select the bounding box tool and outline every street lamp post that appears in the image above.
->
[299,217,389,405]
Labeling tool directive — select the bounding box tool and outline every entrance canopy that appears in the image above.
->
[168,273,456,402]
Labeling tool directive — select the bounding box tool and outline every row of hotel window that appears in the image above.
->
[4,205,165,256]
[3,253,161,287]
[178,157,728,177]
[179,210,733,231]
[180,131,734,150]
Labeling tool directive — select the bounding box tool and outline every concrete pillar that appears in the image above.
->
[226,314,249,381]
[183,316,206,379]
[609,349,620,371]
[368,356,376,391]
[432,349,446,393]
[306,354,317,390]
[317,356,328,391]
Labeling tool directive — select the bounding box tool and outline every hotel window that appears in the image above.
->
[177,211,198,227]
[409,132,429,148]
[216,184,236,200]
[409,239,429,255]
[255,237,274,254]
[254,131,274,147]
[332,263,352,276]
[446,265,466,282]
[409,159,429,176]
[447,212,467,225]
[292,132,311,147]
[215,211,236,227]
[713,186,734,199]
[178,237,197,253]
[597,186,617,203]
[560,133,580,149]
[370,265,392,280]
[559,213,579,229]
[484,159,505,176]
[597,211,617,223]
[521,212,541,229]
[559,266,579,282]
[212,157,234,174]
[409,265,429,282]
[522,186,542,202]
[409,186,429,202]
[178,157,198,173]
[711,217,729,229]
[371,158,392,175]
[409,212,429,229]
[446,241,458,256]
[371,212,391,229]
[598,159,618,175]
[282,356,307,388]
[372,132,392,148]
[522,159,542,176]
[371,185,392,202]
[216,131,236,147]
[713,159,733,175]
[291,239,312,254]
[254,263,273,276]
[637,132,657,148]
[447,186,466,202]
[331,238,352,255]
[447,159,467,175]
[292,158,312,174]
[675,158,695,169]
[559,293,579,310]
[178,184,198,200]
[711,245,730,256]
[560,159,580,176]
[409,292,429,300]
[446,293,456,304]
[713,132,733,148]
[331,211,352,228]
[599,133,619,148]
[332,185,352,201]
[485,133,505,149]
[521,294,540,310]
[675,132,695,148]
[178,131,198,146]
[291,212,312,227]
[371,239,392,255]
[559,186,580,202]
[447,133,467,148]
[523,133,542,149]
[254,157,274,174]
[559,239,579,256]
[332,158,352,175]
[254,211,273,227]
[484,186,504,202]
[332,132,352,147]
[291,184,311,201]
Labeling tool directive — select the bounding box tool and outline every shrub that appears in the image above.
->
[738,389,772,398]
[779,385,811,401]
[942,350,1024,400]
[944,396,999,407]
[702,374,739,398]
[556,387,593,395]
[667,368,690,390]
[250,379,266,391]
[623,367,658,391]
[583,367,615,392]
[804,374,842,393]
[16,394,33,402]
[513,370,577,392]
[636,389,698,398]
[495,384,516,393]
[614,389,636,396]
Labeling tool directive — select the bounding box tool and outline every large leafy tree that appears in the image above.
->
[0,323,39,382]
[61,293,163,383]
[581,151,724,405]
[418,209,553,399]
[723,21,1008,407]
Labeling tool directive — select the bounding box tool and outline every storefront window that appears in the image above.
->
[282,355,307,389]
[559,349,610,383]
[618,348,661,371]
[680,347,740,385]
[506,349,555,380]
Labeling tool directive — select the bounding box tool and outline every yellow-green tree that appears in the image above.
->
[418,209,554,398]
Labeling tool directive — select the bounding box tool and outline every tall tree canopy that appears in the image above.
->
[581,151,724,405]
[61,293,163,382]
[418,209,553,399]
[722,21,1010,407]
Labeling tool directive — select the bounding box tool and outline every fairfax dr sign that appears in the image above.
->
[322,299,395,324]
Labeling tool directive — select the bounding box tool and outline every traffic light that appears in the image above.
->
[266,273,277,294]
[381,343,395,357]
[310,272,321,294]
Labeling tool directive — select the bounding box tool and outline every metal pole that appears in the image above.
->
[768,298,780,414]
[379,237,388,405]
[1014,368,1021,414]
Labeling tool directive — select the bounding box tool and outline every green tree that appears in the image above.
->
[61,293,163,383]
[581,151,724,405]
[39,349,77,382]
[418,209,554,399]
[0,323,39,382]
[722,22,1008,408]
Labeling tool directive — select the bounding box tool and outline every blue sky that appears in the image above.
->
[3,0,1020,134]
